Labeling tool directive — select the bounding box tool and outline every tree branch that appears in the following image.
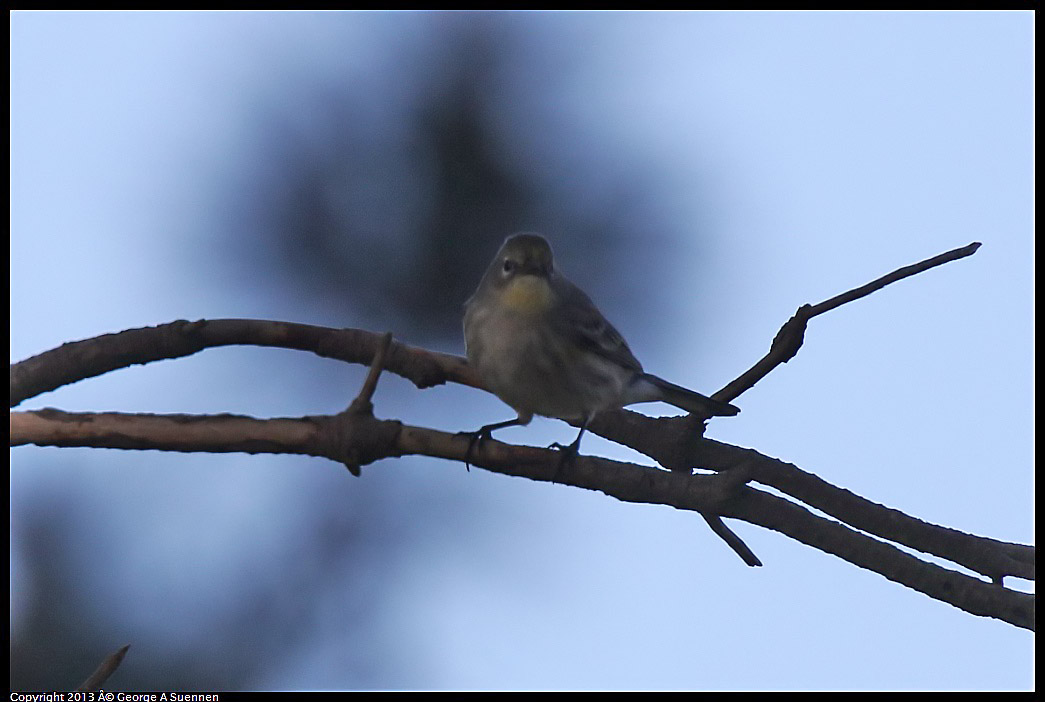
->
[585,410,1033,582]
[75,644,130,692]
[10,407,1033,630]
[10,319,478,408]
[10,241,1032,631]
[714,242,982,403]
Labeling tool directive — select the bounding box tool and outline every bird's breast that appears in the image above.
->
[500,276,555,315]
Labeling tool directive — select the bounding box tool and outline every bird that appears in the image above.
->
[461,232,738,465]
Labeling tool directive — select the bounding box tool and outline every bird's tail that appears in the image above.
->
[640,373,740,417]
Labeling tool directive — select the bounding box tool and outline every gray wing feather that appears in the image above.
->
[550,275,644,373]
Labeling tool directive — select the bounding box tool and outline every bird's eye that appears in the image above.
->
[502,258,515,274]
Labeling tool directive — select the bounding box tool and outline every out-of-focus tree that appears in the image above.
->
[11,14,703,690]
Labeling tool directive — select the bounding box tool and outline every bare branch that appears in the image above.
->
[343,331,395,476]
[586,410,1033,583]
[698,439,1035,583]
[701,513,762,567]
[11,408,324,456]
[75,644,130,692]
[808,241,982,317]
[714,242,982,403]
[10,319,478,408]
[724,487,1033,631]
[9,242,1030,631]
[347,331,394,415]
[11,407,1033,630]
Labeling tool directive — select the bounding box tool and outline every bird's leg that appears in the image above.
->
[550,417,589,480]
[458,416,526,470]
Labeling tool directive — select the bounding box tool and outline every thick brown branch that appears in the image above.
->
[11,408,1032,630]
[8,242,1029,630]
[11,408,326,455]
[10,319,478,408]
[6,320,759,566]
[722,487,1034,631]
[700,440,1035,583]
[586,410,1033,582]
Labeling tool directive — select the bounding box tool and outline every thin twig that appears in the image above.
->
[348,331,394,414]
[8,241,1028,628]
[701,513,762,567]
[343,331,395,476]
[715,242,982,403]
[75,644,130,692]
[809,241,981,317]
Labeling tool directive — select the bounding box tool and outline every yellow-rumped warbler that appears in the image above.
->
[462,233,738,461]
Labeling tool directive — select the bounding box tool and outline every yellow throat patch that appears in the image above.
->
[501,275,555,315]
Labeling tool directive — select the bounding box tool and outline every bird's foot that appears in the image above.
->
[457,428,491,471]
[548,436,582,481]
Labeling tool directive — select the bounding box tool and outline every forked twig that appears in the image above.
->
[688,242,983,566]
[714,242,981,403]
[10,242,1025,627]
[343,331,394,476]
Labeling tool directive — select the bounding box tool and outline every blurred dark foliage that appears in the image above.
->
[10,472,405,690]
[12,14,701,691]
[236,16,667,343]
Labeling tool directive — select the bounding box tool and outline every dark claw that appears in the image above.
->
[457,428,491,471]
[549,436,582,481]
[457,417,525,471]
[548,420,588,480]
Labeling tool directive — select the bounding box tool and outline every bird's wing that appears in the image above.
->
[553,277,644,373]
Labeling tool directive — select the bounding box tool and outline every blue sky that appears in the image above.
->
[11,11,1033,691]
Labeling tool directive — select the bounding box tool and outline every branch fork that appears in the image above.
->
[332,331,399,476]
[11,241,1033,630]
